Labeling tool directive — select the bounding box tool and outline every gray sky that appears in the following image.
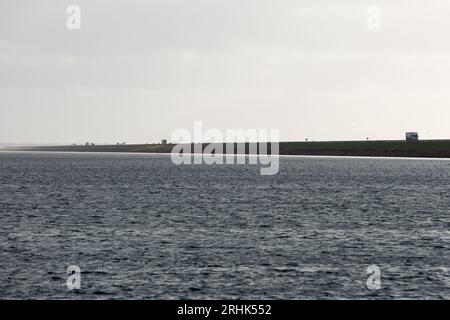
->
[1,0,450,144]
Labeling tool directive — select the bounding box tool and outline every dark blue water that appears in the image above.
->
[0,152,449,299]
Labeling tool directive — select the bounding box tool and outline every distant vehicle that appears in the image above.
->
[405,132,419,141]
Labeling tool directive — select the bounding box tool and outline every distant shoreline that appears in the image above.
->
[3,140,450,159]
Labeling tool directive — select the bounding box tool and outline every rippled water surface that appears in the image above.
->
[0,152,449,299]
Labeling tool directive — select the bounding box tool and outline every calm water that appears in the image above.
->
[0,152,449,299]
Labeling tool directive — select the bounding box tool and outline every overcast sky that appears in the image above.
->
[1,0,450,144]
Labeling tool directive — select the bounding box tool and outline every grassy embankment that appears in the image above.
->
[3,140,450,158]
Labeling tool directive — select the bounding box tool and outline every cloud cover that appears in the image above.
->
[1,0,450,143]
